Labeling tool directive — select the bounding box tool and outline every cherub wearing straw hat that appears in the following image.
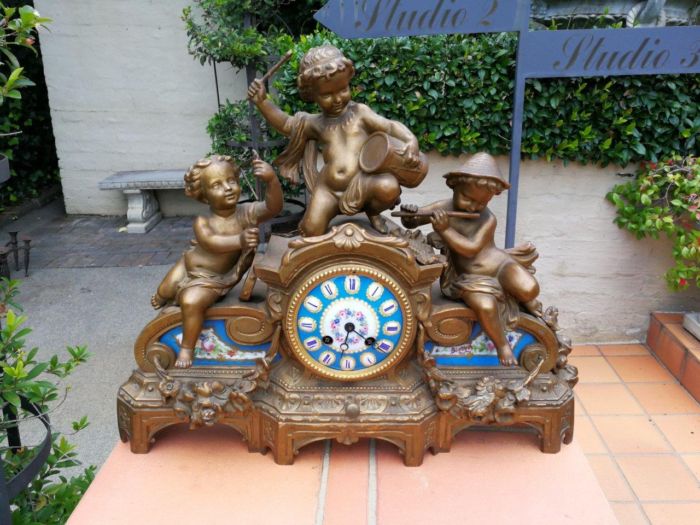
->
[248,45,421,236]
[400,153,542,366]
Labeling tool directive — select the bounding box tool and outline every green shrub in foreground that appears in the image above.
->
[0,279,94,524]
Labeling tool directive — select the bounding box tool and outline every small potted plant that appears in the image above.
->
[607,156,700,338]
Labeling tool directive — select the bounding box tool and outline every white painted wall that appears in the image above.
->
[34,1,699,341]
[35,0,246,215]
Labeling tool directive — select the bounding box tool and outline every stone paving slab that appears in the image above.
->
[13,265,166,471]
[0,200,191,271]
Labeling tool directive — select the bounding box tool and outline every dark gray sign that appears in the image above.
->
[522,26,700,78]
[314,0,523,38]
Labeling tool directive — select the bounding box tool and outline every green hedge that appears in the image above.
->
[271,31,699,166]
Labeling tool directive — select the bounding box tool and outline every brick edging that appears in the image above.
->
[647,312,700,403]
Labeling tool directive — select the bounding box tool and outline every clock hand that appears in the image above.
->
[340,331,351,354]
[339,322,356,355]
[347,328,375,347]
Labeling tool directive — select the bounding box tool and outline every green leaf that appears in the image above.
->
[632,142,646,155]
[72,415,90,431]
[0,46,20,69]
[3,390,21,407]
[25,362,48,380]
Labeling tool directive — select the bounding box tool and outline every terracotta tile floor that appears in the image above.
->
[69,342,699,525]
[572,343,700,525]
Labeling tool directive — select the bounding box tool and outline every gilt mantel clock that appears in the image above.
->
[117,41,577,465]
[118,218,577,466]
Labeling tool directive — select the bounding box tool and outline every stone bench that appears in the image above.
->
[99,170,185,233]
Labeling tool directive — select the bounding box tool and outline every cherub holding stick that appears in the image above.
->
[248,45,422,236]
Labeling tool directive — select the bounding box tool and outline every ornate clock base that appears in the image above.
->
[432,367,576,455]
[259,416,439,466]
[118,360,575,465]
[252,359,439,465]
[117,368,264,455]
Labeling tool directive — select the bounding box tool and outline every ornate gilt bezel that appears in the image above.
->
[285,263,416,381]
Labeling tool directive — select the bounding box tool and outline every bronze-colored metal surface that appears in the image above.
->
[118,214,576,465]
[247,45,424,236]
[359,132,428,188]
[400,152,547,367]
[118,65,576,466]
[149,155,282,368]
[391,210,480,220]
[257,51,293,88]
[442,152,511,189]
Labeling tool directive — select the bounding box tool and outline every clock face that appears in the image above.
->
[286,265,414,381]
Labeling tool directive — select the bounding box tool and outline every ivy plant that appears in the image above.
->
[1,279,94,524]
[607,157,700,291]
[185,1,320,199]
[206,99,300,198]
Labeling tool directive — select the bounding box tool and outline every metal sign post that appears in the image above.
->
[315,0,700,247]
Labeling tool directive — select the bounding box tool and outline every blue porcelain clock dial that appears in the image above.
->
[286,265,414,381]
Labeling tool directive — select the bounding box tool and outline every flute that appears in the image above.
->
[391,211,480,220]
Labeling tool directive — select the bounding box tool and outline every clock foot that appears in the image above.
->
[401,438,427,466]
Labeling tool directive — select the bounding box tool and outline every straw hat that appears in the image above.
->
[443,152,511,190]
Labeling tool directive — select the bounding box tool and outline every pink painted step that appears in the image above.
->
[68,425,616,525]
[375,432,617,525]
[67,426,325,525]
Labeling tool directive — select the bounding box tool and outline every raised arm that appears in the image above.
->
[250,159,284,223]
[193,216,257,254]
[432,210,495,258]
[248,79,293,136]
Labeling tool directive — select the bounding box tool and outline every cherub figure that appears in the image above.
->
[400,153,542,366]
[248,45,422,236]
[151,155,283,368]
